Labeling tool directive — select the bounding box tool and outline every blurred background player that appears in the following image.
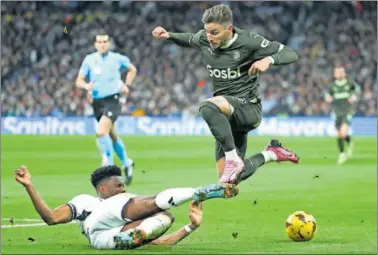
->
[14,164,237,250]
[152,4,299,183]
[76,32,137,184]
[325,65,361,165]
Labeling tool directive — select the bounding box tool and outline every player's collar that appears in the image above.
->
[220,32,238,49]
[97,51,110,58]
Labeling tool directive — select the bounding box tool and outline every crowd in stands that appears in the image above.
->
[1,1,376,117]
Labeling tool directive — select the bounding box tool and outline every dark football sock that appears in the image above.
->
[199,101,235,152]
[237,153,265,184]
[338,138,344,153]
[345,135,351,145]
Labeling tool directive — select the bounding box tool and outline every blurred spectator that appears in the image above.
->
[1,1,376,117]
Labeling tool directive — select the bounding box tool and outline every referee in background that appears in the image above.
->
[76,31,137,185]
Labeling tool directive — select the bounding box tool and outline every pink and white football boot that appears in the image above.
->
[264,139,299,164]
[219,156,245,184]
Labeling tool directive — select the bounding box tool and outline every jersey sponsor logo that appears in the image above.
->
[207,65,241,79]
[333,92,351,100]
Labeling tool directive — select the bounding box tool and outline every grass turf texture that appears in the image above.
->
[1,135,376,254]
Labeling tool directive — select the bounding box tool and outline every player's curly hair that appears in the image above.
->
[90,165,122,188]
[202,4,233,26]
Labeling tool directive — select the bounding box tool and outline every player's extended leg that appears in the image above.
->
[218,140,300,185]
[96,116,114,166]
[114,184,238,249]
[199,96,244,183]
[109,126,134,185]
[237,140,299,184]
[122,185,238,221]
[342,118,353,158]
[336,116,348,165]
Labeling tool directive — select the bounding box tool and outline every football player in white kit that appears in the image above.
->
[15,165,238,249]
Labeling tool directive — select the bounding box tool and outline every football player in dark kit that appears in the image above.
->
[153,4,299,184]
[325,65,360,165]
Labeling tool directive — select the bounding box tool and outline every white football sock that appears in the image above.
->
[135,214,173,240]
[155,188,196,210]
[261,151,278,163]
[225,149,239,160]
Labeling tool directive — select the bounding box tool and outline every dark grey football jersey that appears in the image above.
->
[188,27,282,98]
[327,79,360,116]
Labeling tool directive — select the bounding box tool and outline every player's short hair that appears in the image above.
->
[94,30,109,42]
[202,4,233,26]
[90,165,122,188]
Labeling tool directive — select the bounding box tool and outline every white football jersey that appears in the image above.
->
[66,194,102,238]
[66,192,139,240]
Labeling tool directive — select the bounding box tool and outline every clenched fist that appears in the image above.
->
[152,26,170,39]
[15,165,32,186]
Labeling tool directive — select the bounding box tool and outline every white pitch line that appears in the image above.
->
[2,218,43,222]
[2,222,47,228]
[2,221,75,229]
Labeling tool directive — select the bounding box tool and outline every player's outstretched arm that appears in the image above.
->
[152,26,200,49]
[15,165,73,225]
[248,34,298,75]
[149,201,203,245]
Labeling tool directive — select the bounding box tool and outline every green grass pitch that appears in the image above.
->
[1,135,376,254]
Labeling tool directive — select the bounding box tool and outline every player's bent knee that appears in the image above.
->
[160,211,175,223]
[96,130,108,137]
[203,97,233,116]
[199,100,221,116]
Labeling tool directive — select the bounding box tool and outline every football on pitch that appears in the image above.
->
[285,211,317,242]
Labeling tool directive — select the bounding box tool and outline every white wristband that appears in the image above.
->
[268,56,275,65]
[184,225,193,233]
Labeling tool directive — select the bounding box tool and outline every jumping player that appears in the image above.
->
[152,4,299,183]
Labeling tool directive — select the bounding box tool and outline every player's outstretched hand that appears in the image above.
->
[248,57,272,76]
[188,201,203,230]
[152,26,170,39]
[15,165,32,186]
